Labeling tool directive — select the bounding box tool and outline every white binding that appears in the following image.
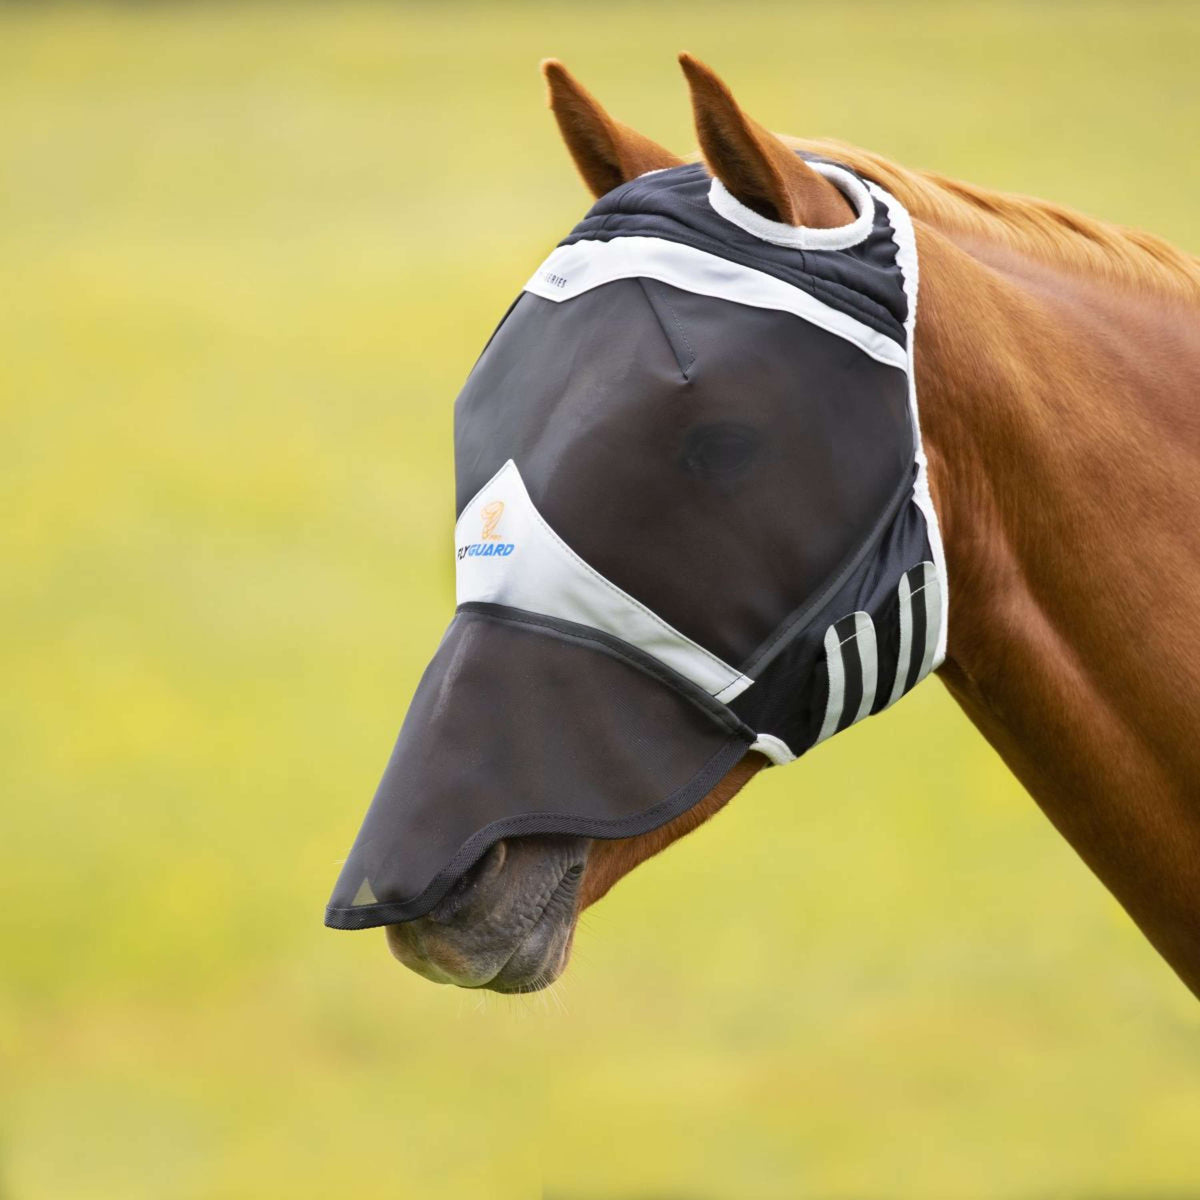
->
[866,181,949,671]
[850,610,880,726]
[887,569,916,710]
[524,236,908,371]
[707,162,875,251]
[749,733,796,765]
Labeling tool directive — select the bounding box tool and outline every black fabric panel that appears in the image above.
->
[454,281,913,669]
[730,495,933,753]
[326,610,751,929]
[560,158,907,345]
[869,585,904,717]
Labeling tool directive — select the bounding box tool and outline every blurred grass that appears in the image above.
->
[2,3,1200,1197]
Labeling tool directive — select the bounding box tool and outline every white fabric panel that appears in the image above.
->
[850,611,879,725]
[866,181,949,671]
[887,569,915,710]
[524,236,909,371]
[455,460,753,702]
[915,561,942,685]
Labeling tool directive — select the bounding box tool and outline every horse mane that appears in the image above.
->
[787,137,1200,303]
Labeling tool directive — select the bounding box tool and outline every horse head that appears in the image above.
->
[327,57,946,993]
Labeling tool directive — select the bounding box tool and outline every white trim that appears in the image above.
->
[850,611,879,725]
[916,563,942,685]
[524,236,908,371]
[887,570,915,709]
[865,181,950,672]
[707,162,875,251]
[749,733,796,766]
[455,459,754,702]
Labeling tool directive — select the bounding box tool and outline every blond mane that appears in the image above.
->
[788,137,1200,303]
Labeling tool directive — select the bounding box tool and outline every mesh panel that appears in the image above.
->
[326,609,751,928]
[454,280,913,668]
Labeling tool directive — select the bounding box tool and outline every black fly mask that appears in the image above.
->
[327,155,947,929]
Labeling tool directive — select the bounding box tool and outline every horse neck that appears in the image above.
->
[912,221,1200,996]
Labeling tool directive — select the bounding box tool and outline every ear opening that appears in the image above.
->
[678,52,855,230]
[542,59,684,199]
[708,160,876,251]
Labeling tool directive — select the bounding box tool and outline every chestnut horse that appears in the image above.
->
[388,56,1200,998]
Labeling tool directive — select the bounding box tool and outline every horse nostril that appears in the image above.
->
[474,839,508,886]
[428,840,508,923]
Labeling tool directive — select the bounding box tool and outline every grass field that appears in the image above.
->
[3,3,1200,1197]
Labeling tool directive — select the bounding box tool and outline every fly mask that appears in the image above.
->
[326,155,947,930]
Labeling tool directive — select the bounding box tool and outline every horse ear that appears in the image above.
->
[541,59,684,199]
[678,53,853,228]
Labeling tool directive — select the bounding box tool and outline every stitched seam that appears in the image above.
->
[636,279,696,379]
[659,289,696,376]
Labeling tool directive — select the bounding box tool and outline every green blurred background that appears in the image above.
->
[3,3,1199,1197]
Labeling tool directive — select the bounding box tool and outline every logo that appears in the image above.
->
[481,500,505,540]
[457,497,516,561]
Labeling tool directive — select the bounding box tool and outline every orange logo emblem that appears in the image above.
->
[481,500,505,541]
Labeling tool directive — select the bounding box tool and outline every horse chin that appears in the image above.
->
[384,835,588,993]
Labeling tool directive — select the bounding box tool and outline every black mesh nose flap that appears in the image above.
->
[326,608,752,929]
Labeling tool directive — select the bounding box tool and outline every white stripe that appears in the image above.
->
[815,623,846,746]
[851,611,879,725]
[886,570,915,709]
[916,562,941,684]
[866,181,949,671]
[524,236,909,371]
[708,162,876,251]
[456,460,753,701]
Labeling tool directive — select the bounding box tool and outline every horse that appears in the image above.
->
[382,55,1200,998]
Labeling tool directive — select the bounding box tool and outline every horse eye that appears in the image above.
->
[679,422,761,478]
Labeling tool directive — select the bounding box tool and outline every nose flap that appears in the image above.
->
[325,606,753,930]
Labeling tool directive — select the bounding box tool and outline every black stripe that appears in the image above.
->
[904,569,927,694]
[836,616,863,733]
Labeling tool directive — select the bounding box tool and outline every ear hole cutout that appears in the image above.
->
[679,52,857,230]
[708,161,876,251]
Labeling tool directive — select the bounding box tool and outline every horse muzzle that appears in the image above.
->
[385,835,588,992]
